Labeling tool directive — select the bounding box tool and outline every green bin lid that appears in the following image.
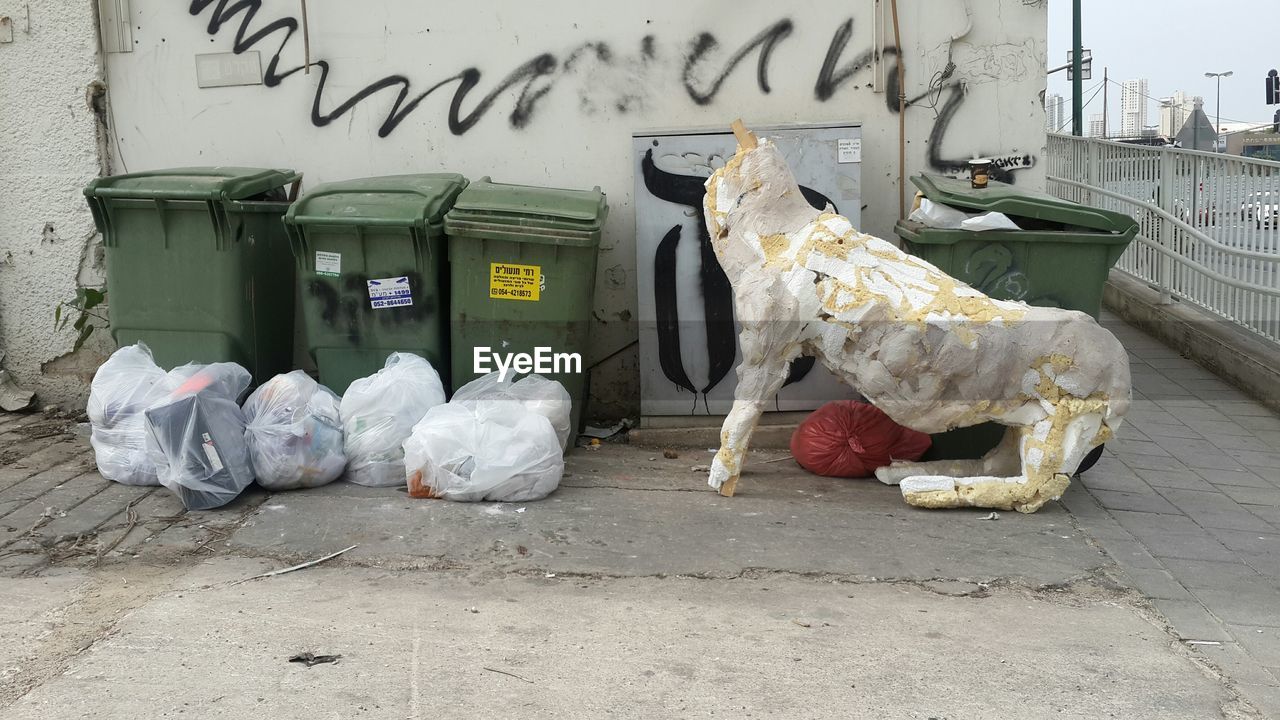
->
[284,174,468,229]
[910,174,1137,234]
[447,177,607,228]
[84,167,298,201]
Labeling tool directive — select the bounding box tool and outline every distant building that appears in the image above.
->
[1158,91,1201,137]
[1045,93,1065,132]
[1121,79,1149,138]
[1239,133,1280,161]
[1088,113,1105,138]
[1224,125,1280,159]
[1211,122,1267,153]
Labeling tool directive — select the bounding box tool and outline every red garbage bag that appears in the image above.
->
[791,401,932,478]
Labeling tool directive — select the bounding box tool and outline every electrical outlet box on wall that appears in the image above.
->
[98,0,132,53]
[0,2,29,44]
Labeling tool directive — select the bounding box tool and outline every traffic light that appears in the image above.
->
[1268,69,1280,105]
[1274,108,1280,134]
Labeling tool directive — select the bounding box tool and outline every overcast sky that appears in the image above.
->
[1046,0,1274,131]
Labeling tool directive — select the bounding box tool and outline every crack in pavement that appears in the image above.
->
[558,483,708,493]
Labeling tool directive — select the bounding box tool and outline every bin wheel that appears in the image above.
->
[1075,445,1105,475]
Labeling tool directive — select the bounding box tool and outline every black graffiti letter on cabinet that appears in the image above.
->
[642,150,832,412]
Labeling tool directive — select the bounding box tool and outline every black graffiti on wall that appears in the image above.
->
[923,85,1015,183]
[188,1,797,137]
[642,149,832,410]
[817,19,1036,184]
[682,20,794,105]
[190,7,882,137]
[184,2,1036,183]
[815,18,879,102]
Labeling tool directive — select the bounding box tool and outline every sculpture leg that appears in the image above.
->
[709,340,797,497]
[874,426,1022,485]
[875,459,985,486]
[897,412,1105,513]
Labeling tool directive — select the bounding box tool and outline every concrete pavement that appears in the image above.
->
[0,560,1248,720]
[1,312,1278,717]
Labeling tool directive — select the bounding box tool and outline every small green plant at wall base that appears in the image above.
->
[54,288,107,352]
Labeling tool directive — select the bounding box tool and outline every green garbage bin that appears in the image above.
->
[894,174,1139,462]
[283,174,468,395]
[84,167,301,382]
[444,178,607,438]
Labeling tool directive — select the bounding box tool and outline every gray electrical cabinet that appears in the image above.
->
[632,123,863,417]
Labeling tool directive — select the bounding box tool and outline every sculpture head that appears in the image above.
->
[703,136,822,263]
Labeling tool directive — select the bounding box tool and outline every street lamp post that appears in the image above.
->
[1205,71,1233,152]
[1072,0,1083,136]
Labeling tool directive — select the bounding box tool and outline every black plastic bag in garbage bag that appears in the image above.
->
[144,363,255,511]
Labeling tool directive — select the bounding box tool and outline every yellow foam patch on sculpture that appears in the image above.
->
[760,233,792,267]
[820,283,878,315]
[703,147,752,239]
[793,220,1026,327]
[803,223,856,261]
[947,399,1000,430]
[704,173,724,238]
[903,473,1072,513]
[1023,394,1110,485]
[1093,423,1115,445]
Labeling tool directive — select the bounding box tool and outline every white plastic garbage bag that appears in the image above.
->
[908,198,971,229]
[450,372,573,451]
[144,362,255,511]
[243,371,346,490]
[403,373,569,502]
[341,353,446,487]
[908,198,1021,232]
[960,212,1021,232]
[87,343,175,486]
[404,403,564,503]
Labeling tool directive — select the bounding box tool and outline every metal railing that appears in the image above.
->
[1046,133,1280,343]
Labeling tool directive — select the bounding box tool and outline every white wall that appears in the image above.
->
[5,0,1047,414]
[0,0,108,408]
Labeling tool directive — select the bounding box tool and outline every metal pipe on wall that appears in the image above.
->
[890,0,906,220]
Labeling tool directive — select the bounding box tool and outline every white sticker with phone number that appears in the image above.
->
[315,251,341,277]
[367,276,413,309]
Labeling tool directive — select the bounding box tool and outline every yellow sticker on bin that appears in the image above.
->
[489,262,541,302]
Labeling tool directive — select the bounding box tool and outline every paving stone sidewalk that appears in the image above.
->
[1063,313,1280,714]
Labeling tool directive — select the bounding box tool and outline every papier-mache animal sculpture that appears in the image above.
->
[703,121,1131,513]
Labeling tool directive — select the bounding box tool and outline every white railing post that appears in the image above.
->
[1157,148,1175,304]
[1085,140,1099,206]
[1044,133,1280,345]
